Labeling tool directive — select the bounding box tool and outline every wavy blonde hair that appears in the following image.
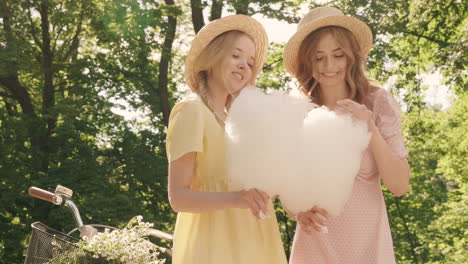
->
[295,26,374,105]
[192,30,256,111]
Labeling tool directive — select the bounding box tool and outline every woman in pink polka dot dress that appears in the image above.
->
[282,7,411,264]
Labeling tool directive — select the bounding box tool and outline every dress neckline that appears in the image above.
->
[196,96,226,131]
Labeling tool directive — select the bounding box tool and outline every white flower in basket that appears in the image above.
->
[81,216,166,264]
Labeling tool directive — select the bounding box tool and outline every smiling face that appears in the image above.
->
[312,33,348,88]
[209,34,256,94]
[295,26,371,105]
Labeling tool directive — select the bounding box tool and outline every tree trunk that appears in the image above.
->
[190,0,205,33]
[158,0,178,127]
[39,1,56,173]
[210,0,223,21]
[234,0,249,15]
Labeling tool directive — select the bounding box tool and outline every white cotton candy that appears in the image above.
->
[225,87,371,217]
[225,87,311,196]
[280,107,371,216]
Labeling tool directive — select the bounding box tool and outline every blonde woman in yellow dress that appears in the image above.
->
[166,15,288,264]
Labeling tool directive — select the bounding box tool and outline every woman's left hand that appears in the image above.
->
[336,99,376,132]
[297,206,330,234]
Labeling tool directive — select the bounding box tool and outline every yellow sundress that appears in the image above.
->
[166,94,287,264]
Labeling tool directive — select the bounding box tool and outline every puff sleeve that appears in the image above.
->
[372,90,409,158]
[166,100,205,162]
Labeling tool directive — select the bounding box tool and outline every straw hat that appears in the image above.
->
[283,7,373,76]
[185,15,269,92]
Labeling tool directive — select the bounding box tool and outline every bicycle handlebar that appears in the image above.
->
[29,187,63,205]
[28,185,173,248]
[148,228,173,241]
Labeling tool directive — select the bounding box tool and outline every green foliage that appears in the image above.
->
[425,93,467,263]
[257,43,293,92]
[0,0,174,263]
[274,199,296,257]
[44,248,108,264]
[384,92,467,263]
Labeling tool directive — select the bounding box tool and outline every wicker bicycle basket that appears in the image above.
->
[24,222,104,264]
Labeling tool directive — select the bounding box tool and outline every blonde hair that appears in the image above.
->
[295,26,374,105]
[192,30,256,111]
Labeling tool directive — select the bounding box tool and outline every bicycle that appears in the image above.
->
[25,185,173,264]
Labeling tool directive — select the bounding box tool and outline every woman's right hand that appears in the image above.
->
[297,206,329,234]
[236,188,270,219]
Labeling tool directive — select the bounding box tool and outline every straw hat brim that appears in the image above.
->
[185,15,269,92]
[284,15,372,77]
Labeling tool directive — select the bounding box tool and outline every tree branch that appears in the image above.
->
[0,91,15,99]
[62,4,84,63]
[51,22,65,54]
[0,0,37,119]
[263,58,282,71]
[400,30,449,47]
[3,99,17,117]
[26,0,44,52]
[395,197,423,263]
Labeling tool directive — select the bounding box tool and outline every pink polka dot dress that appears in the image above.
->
[289,88,409,264]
